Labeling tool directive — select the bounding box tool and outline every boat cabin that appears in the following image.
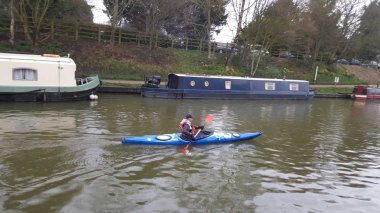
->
[0,53,78,88]
[0,53,100,102]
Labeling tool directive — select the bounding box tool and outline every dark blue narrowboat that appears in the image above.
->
[141,73,315,99]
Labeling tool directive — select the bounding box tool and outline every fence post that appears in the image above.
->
[199,39,203,52]
[98,27,101,44]
[186,38,188,51]
[75,24,79,41]
[171,39,174,49]
[50,20,55,40]
[118,28,122,45]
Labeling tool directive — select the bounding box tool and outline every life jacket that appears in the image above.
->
[179,118,195,134]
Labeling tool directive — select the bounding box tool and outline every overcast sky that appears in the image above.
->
[86,0,372,43]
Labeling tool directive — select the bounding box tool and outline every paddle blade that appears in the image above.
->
[181,144,190,153]
[205,114,214,124]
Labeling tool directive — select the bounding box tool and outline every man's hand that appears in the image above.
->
[197,125,204,130]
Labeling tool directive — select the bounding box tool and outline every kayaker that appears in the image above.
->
[179,114,204,140]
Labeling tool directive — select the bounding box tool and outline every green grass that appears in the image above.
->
[40,41,66,55]
[313,63,366,84]
[84,49,248,80]
[314,87,353,94]
[100,81,142,88]
[170,49,246,76]
[94,60,154,80]
[0,41,32,52]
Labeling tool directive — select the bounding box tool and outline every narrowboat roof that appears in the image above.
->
[0,53,73,63]
[172,73,309,83]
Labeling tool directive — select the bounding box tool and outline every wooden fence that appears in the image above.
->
[0,17,330,62]
[0,17,217,51]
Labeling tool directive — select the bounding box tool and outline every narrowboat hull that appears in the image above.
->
[0,75,100,102]
[351,94,380,100]
[122,131,262,145]
[141,87,314,100]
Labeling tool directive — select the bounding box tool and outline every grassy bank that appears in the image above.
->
[0,40,375,85]
[313,87,353,94]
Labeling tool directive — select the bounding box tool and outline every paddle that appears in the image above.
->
[181,114,214,155]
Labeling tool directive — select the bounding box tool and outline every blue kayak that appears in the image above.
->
[121,131,262,145]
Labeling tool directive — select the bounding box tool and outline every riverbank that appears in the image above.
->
[2,41,379,85]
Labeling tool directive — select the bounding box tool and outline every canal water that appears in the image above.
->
[0,94,379,213]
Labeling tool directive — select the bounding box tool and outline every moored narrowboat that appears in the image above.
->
[141,73,314,99]
[0,53,100,102]
[351,85,380,100]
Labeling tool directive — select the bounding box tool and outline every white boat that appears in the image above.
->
[0,53,100,102]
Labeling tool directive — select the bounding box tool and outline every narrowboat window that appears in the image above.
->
[190,80,196,87]
[204,81,209,87]
[265,82,275,90]
[289,83,299,91]
[225,81,231,89]
[13,68,38,81]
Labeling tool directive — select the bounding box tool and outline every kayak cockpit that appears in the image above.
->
[179,131,214,141]
[195,131,214,140]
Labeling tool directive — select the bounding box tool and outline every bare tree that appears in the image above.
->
[125,0,186,51]
[248,0,271,76]
[224,0,251,71]
[104,0,134,47]
[192,0,213,58]
[193,0,228,59]
[308,0,340,66]
[336,0,363,56]
[13,0,52,50]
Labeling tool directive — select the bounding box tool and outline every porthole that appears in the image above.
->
[204,81,209,87]
[190,80,195,86]
[232,133,240,137]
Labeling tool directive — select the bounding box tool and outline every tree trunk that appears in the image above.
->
[9,0,15,46]
[110,0,119,47]
[207,0,212,59]
[252,53,262,76]
[110,24,117,47]
[31,0,50,51]
[225,0,246,70]
[312,39,321,69]
[250,53,256,76]
[149,31,154,50]
[14,0,51,51]
[22,20,32,42]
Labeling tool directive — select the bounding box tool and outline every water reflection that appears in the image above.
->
[0,95,380,212]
